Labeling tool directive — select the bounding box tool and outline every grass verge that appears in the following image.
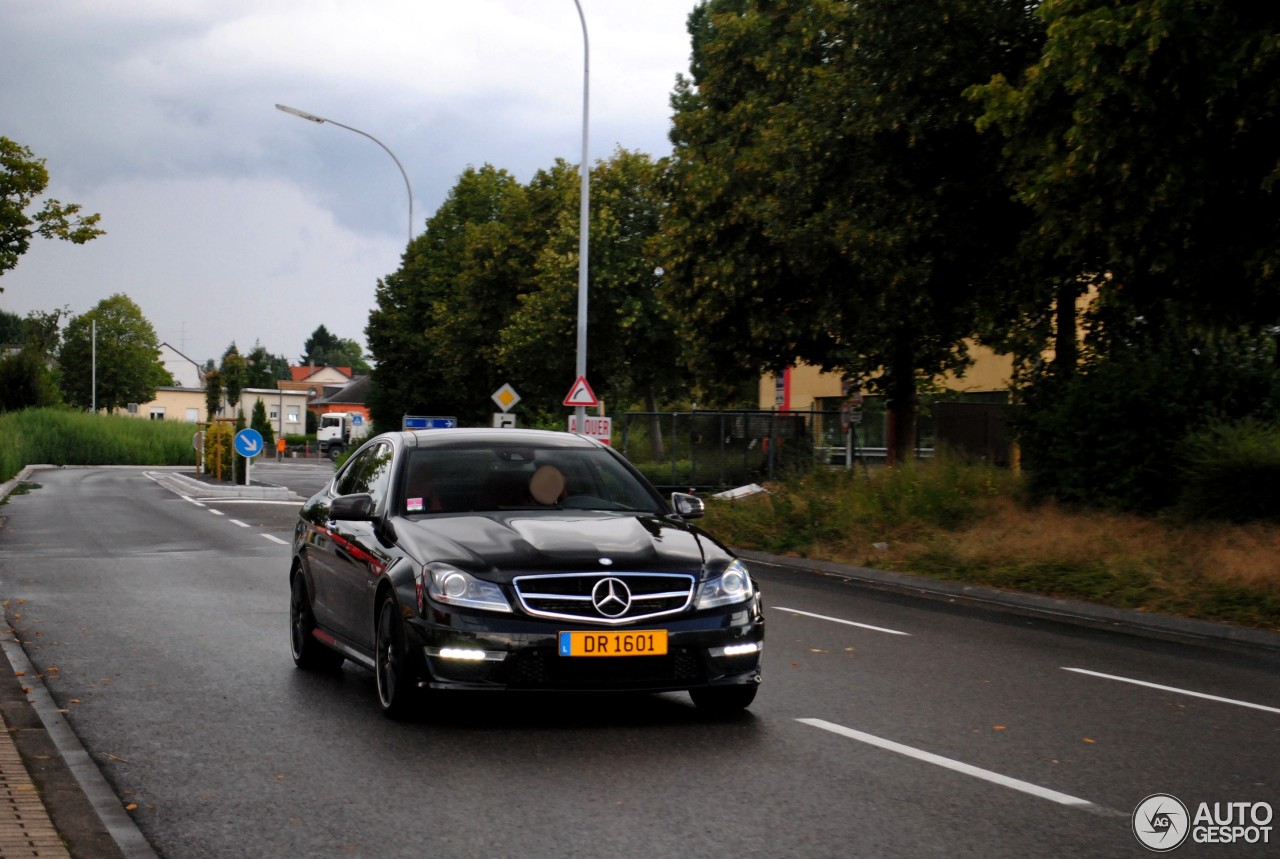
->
[702,459,1280,631]
[0,408,198,482]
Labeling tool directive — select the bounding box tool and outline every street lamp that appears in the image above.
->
[275,103,415,245]
[572,0,590,431]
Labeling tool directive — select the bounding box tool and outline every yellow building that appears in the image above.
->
[758,343,1013,411]
[757,342,1016,462]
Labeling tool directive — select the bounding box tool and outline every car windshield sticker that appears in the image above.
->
[406,497,425,512]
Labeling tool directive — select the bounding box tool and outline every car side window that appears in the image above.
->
[335,443,393,509]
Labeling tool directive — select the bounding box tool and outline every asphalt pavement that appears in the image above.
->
[0,462,1276,857]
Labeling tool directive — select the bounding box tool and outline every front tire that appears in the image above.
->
[375,595,419,719]
[290,573,343,671]
[689,684,758,714]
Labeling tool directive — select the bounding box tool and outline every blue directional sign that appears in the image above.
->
[234,428,265,458]
[402,415,457,430]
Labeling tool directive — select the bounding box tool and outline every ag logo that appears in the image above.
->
[1133,793,1190,852]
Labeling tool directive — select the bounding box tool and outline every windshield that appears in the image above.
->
[399,445,661,516]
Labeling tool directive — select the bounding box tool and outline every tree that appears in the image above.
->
[0,307,69,411]
[0,352,59,411]
[367,165,528,427]
[1,137,104,280]
[662,0,1041,462]
[243,341,290,389]
[966,1,1280,506]
[300,325,370,373]
[369,154,686,430]
[57,294,169,413]
[220,343,247,411]
[250,398,275,450]
[969,0,1280,364]
[499,150,687,421]
[0,309,22,346]
[204,368,224,421]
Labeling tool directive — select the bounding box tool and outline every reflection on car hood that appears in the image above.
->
[396,511,719,576]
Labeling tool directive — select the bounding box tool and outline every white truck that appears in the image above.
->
[317,411,370,459]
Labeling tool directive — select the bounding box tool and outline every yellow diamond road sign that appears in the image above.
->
[492,383,520,412]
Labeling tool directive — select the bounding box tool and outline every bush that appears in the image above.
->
[0,408,198,482]
[1178,420,1280,522]
[702,456,1017,555]
[1016,329,1280,511]
[203,423,236,481]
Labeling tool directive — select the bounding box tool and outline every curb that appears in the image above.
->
[737,549,1280,655]
[2,465,300,504]
[145,470,298,501]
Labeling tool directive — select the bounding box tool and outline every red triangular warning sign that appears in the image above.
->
[563,376,599,407]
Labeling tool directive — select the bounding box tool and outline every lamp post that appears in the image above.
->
[275,103,415,245]
[571,0,590,432]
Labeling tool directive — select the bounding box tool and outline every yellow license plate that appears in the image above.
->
[558,630,668,657]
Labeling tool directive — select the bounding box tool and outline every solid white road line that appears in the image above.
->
[773,606,911,636]
[798,718,1116,814]
[1062,667,1280,715]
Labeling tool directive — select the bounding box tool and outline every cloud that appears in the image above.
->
[3,176,399,365]
[0,0,699,368]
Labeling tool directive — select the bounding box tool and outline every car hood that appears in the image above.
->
[394,511,723,578]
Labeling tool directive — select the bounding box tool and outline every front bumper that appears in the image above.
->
[408,598,764,693]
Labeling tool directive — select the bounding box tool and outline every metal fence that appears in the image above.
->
[620,409,880,492]
[620,401,1010,492]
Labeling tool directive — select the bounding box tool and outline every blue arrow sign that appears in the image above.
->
[402,416,457,430]
[234,428,264,458]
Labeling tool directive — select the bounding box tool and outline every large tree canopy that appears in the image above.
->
[300,324,370,373]
[0,137,103,280]
[970,0,1280,353]
[499,150,685,413]
[367,153,680,428]
[58,294,169,413]
[661,0,1041,460]
[367,164,527,427]
[967,0,1280,508]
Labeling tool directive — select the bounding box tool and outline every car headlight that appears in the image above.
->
[695,560,755,610]
[425,565,512,613]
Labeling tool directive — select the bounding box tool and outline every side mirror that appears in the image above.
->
[330,493,375,521]
[670,492,705,520]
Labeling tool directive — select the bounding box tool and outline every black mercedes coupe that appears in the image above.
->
[289,428,764,717]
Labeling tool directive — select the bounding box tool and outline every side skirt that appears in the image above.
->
[312,628,376,671]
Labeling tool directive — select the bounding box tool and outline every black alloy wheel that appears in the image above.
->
[375,595,417,719]
[290,573,343,671]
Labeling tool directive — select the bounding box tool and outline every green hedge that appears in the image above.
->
[1178,420,1280,522]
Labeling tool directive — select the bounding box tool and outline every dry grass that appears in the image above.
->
[704,465,1280,631]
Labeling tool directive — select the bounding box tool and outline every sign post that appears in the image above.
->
[234,428,264,487]
[492,384,520,428]
[563,376,598,410]
[567,414,612,445]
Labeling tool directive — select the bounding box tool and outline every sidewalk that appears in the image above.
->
[0,632,126,859]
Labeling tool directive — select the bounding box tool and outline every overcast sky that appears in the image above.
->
[1,0,701,368]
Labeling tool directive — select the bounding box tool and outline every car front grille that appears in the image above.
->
[512,572,696,625]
